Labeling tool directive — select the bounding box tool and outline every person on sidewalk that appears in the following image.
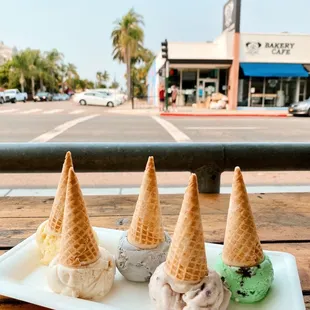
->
[159,85,165,112]
[171,85,178,112]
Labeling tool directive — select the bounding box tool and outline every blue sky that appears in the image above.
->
[1,0,310,87]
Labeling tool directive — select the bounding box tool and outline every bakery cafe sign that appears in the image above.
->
[246,41,295,55]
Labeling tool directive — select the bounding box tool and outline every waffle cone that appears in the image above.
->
[48,152,73,233]
[127,156,164,249]
[165,174,207,282]
[222,167,264,267]
[58,168,99,267]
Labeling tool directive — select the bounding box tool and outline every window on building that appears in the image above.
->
[199,69,217,79]
[250,78,264,107]
[181,70,197,105]
[283,78,297,106]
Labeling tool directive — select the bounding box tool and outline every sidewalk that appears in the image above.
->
[109,101,289,117]
[2,185,310,197]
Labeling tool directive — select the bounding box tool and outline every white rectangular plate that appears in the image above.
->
[0,227,305,310]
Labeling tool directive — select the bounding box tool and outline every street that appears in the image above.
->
[1,101,310,190]
[1,101,310,143]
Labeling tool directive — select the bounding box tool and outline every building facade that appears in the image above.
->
[148,3,310,109]
[0,42,14,66]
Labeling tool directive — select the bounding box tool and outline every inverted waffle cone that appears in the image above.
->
[48,151,73,233]
[165,174,207,282]
[127,156,164,249]
[222,167,264,267]
[59,168,99,267]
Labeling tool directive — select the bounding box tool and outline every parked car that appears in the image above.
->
[52,93,70,101]
[33,92,53,102]
[72,91,117,107]
[288,98,310,116]
[3,89,27,103]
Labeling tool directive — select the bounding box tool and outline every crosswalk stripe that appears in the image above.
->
[43,109,64,114]
[20,109,42,114]
[69,110,84,115]
[0,109,18,114]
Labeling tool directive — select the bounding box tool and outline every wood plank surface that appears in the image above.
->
[1,193,310,247]
[0,193,309,309]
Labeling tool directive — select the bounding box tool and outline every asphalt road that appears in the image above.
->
[1,101,310,143]
[0,100,309,188]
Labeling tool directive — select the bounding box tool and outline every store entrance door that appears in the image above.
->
[198,78,218,102]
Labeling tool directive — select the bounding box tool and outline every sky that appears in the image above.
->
[1,0,310,87]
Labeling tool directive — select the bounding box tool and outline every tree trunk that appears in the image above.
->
[126,47,131,99]
[40,76,44,91]
[31,76,35,98]
[20,73,25,93]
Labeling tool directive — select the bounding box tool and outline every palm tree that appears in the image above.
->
[111,8,144,98]
[102,70,109,84]
[96,71,103,87]
[10,52,29,92]
[66,63,79,89]
[45,49,63,92]
[24,49,40,97]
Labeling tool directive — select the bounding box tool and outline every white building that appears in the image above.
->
[0,42,14,66]
[148,1,310,110]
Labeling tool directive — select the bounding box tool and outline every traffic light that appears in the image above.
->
[161,39,168,59]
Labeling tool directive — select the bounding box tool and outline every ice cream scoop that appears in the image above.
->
[117,231,170,282]
[149,174,231,310]
[116,156,170,282]
[36,151,73,265]
[49,247,115,300]
[150,263,230,310]
[215,167,274,303]
[215,254,274,303]
[48,168,115,300]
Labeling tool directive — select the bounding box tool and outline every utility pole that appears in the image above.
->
[161,39,169,111]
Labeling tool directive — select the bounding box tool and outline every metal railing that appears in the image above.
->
[0,142,310,193]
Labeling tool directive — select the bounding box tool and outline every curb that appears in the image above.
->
[160,112,288,117]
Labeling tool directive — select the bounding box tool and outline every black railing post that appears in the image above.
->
[193,165,222,194]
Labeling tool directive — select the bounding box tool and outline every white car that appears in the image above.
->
[92,89,124,105]
[73,91,117,107]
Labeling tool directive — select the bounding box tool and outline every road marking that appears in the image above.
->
[0,109,18,114]
[30,114,99,143]
[70,110,84,115]
[43,109,64,114]
[185,126,262,130]
[152,116,191,142]
[20,109,42,114]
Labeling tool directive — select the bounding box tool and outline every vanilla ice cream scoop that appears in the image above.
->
[36,220,99,265]
[48,247,115,300]
[48,168,116,300]
[36,152,73,265]
[36,220,61,265]
[149,263,230,310]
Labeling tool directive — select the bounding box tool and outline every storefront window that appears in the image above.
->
[199,69,217,79]
[181,70,197,105]
[238,78,249,106]
[250,78,264,107]
[283,78,297,106]
[264,78,281,107]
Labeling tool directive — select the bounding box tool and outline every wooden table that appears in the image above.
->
[0,193,309,309]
